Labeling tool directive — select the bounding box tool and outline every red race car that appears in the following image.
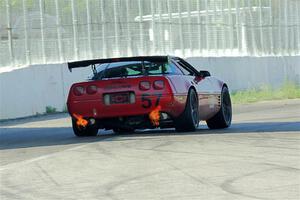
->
[67,56,232,137]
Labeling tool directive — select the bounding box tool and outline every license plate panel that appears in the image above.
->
[109,92,130,104]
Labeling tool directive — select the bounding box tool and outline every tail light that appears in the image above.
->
[153,80,165,90]
[73,86,85,96]
[87,85,98,94]
[139,81,151,90]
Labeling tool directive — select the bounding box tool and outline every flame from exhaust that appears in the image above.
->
[149,105,161,127]
[73,113,88,127]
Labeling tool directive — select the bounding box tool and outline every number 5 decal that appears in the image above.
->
[141,94,151,108]
[141,93,162,108]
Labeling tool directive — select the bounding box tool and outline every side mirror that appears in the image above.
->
[199,70,211,78]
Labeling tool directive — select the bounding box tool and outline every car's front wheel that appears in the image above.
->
[206,86,232,129]
[175,89,199,132]
[72,118,98,137]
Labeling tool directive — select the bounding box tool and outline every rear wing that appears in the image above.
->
[67,56,170,72]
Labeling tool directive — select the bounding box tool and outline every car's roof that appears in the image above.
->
[68,55,179,71]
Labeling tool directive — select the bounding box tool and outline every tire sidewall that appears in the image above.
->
[175,89,199,131]
[189,89,199,129]
[221,87,232,127]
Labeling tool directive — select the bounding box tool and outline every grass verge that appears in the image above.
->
[231,82,300,104]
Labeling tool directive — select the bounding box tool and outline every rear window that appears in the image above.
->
[90,61,182,80]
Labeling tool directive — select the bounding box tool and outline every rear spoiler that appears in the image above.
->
[67,56,170,72]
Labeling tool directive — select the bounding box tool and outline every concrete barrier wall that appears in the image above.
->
[186,56,300,91]
[0,64,91,120]
[0,56,299,120]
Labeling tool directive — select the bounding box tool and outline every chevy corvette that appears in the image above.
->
[67,56,232,137]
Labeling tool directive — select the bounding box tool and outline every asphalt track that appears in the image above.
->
[0,99,299,200]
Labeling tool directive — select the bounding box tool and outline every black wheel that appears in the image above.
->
[175,89,199,132]
[72,118,98,137]
[206,86,232,129]
[113,128,135,134]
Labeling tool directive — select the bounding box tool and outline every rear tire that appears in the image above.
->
[175,89,199,132]
[206,86,232,129]
[72,119,98,137]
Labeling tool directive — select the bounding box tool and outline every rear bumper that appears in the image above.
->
[67,94,187,119]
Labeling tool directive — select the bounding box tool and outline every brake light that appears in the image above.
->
[153,80,165,90]
[73,86,85,96]
[139,81,151,90]
[87,85,98,94]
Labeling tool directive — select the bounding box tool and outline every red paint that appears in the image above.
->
[67,76,187,119]
[67,75,224,122]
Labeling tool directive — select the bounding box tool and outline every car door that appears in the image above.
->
[174,59,216,120]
